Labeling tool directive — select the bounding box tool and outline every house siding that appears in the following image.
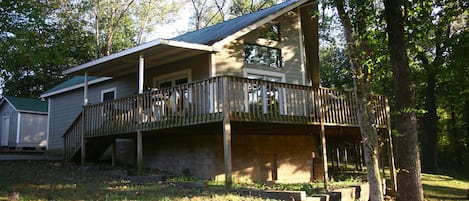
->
[17,113,47,147]
[47,76,137,155]
[144,54,210,86]
[0,102,18,147]
[215,10,304,84]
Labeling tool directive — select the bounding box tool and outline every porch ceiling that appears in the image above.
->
[63,39,213,77]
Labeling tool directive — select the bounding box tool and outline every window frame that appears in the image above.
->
[101,87,116,102]
[244,43,282,69]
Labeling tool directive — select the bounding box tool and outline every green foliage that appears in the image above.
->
[230,0,276,16]
[0,0,94,97]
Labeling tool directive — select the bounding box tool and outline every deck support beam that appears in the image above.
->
[222,77,232,188]
[111,140,116,167]
[320,124,329,191]
[137,131,143,175]
[136,54,145,176]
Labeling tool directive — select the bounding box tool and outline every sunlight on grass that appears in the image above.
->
[422,173,469,201]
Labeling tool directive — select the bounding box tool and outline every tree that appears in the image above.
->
[334,0,385,200]
[0,0,94,98]
[383,0,424,200]
[230,0,276,16]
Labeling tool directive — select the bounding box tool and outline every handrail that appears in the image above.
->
[63,111,83,161]
[79,76,389,138]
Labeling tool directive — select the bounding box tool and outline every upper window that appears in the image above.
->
[101,88,116,102]
[260,23,280,41]
[244,44,282,68]
[153,69,191,89]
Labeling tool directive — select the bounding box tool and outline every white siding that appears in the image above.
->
[17,113,48,147]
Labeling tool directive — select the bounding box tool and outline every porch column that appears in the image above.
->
[81,71,89,166]
[84,71,89,105]
[136,54,144,175]
[138,54,145,94]
[317,88,329,191]
[222,77,232,188]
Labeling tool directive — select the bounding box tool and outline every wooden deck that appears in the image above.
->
[63,76,390,161]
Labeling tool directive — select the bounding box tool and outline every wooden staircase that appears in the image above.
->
[63,111,114,163]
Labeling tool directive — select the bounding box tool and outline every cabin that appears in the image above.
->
[0,96,48,150]
[41,0,392,186]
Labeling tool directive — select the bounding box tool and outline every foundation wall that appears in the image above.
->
[142,133,322,183]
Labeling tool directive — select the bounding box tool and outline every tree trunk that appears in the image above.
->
[383,0,424,200]
[419,54,438,172]
[335,1,384,200]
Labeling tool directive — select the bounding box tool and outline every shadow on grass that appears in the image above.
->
[423,184,468,201]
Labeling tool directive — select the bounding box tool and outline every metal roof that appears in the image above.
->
[61,0,310,77]
[40,76,111,98]
[171,0,301,45]
[1,96,48,114]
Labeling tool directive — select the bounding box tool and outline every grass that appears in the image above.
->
[1,161,468,200]
[0,161,276,201]
[422,173,469,201]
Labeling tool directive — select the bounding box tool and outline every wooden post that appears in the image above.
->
[136,54,145,176]
[317,88,329,191]
[137,131,143,175]
[111,140,116,167]
[385,98,397,196]
[84,71,89,106]
[222,77,232,188]
[80,109,86,166]
[344,145,348,170]
[81,71,89,166]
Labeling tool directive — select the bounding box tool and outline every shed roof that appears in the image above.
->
[1,96,48,114]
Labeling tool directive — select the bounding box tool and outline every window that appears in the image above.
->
[153,69,191,89]
[244,44,282,68]
[260,23,280,41]
[101,88,116,102]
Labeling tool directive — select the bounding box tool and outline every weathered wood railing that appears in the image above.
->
[64,76,390,154]
[63,112,83,161]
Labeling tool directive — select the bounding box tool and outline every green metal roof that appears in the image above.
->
[171,0,302,45]
[2,96,48,113]
[44,76,101,94]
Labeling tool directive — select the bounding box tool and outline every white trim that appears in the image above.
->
[16,113,20,144]
[45,98,51,149]
[1,116,10,147]
[209,53,216,78]
[40,77,112,98]
[101,87,117,102]
[297,7,306,85]
[62,39,213,75]
[138,54,145,94]
[84,72,89,105]
[152,69,192,88]
[243,68,286,82]
[212,0,310,50]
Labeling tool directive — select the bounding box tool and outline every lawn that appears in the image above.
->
[0,161,468,200]
[0,161,275,201]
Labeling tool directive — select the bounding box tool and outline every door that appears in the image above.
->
[1,116,10,147]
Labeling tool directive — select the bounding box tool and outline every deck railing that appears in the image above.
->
[63,76,389,153]
[63,112,83,161]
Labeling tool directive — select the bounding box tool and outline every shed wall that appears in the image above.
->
[17,113,48,147]
[0,102,18,147]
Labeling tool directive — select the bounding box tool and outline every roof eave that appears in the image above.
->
[62,39,214,76]
[40,77,112,98]
[17,110,48,115]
